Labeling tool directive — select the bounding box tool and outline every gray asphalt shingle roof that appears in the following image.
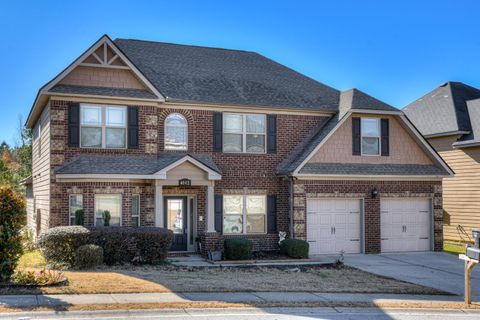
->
[403,82,480,137]
[299,163,449,176]
[114,38,341,110]
[339,89,398,117]
[55,153,220,175]
[50,84,158,99]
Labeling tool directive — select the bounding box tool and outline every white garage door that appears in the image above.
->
[307,199,361,255]
[381,198,431,252]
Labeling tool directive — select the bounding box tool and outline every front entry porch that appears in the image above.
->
[153,156,221,252]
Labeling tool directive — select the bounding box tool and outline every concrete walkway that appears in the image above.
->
[0,292,462,308]
[343,252,480,297]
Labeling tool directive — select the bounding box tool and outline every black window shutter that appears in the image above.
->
[213,112,223,152]
[214,195,223,233]
[352,117,361,155]
[68,103,80,147]
[381,118,389,156]
[267,114,277,154]
[267,195,277,233]
[127,106,139,149]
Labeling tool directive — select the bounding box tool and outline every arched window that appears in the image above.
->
[165,113,188,150]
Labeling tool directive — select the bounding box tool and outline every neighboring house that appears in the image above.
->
[404,82,480,243]
[24,35,452,255]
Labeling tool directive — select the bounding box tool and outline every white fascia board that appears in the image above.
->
[292,112,350,175]
[154,155,222,180]
[293,174,446,181]
[349,109,403,115]
[424,131,470,139]
[56,173,167,181]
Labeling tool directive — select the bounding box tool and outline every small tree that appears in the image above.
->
[0,186,26,282]
[102,210,111,227]
[74,209,85,226]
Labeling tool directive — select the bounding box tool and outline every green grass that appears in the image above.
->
[17,250,46,268]
[443,242,466,255]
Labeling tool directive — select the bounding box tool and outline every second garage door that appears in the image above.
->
[381,198,431,252]
[307,199,362,255]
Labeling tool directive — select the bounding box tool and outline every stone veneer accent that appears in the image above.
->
[292,180,443,253]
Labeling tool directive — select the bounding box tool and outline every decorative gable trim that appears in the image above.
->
[155,155,222,181]
[26,35,165,128]
[42,35,164,99]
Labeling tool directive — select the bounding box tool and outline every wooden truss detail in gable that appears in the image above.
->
[80,42,129,70]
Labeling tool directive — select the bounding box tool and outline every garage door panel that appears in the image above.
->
[307,199,362,255]
[381,198,431,253]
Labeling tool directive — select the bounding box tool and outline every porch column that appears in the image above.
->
[155,181,164,227]
[206,183,216,232]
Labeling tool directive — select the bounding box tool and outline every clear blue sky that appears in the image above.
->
[1,0,479,145]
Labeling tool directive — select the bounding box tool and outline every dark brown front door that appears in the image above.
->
[164,197,187,251]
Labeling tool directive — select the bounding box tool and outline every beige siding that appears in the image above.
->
[308,114,433,165]
[429,135,480,242]
[31,103,51,235]
[59,66,147,90]
[165,161,209,185]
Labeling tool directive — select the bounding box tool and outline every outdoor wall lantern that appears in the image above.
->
[371,187,378,198]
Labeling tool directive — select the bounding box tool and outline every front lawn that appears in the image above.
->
[2,261,445,295]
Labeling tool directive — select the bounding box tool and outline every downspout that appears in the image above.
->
[288,175,297,238]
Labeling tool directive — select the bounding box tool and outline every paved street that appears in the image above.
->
[343,252,480,297]
[1,307,480,320]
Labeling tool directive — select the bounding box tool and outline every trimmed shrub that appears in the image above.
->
[89,227,173,265]
[75,244,104,269]
[74,209,84,226]
[224,238,253,260]
[37,226,90,267]
[0,186,26,282]
[280,239,309,259]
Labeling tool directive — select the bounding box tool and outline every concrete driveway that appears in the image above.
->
[343,252,480,298]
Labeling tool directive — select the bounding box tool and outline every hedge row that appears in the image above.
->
[38,226,173,267]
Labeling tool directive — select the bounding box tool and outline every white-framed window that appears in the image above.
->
[132,194,140,227]
[80,104,127,149]
[223,194,266,234]
[361,118,381,156]
[165,113,188,150]
[223,113,266,153]
[95,194,122,226]
[69,194,83,225]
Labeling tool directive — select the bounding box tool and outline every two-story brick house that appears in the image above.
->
[25,35,452,255]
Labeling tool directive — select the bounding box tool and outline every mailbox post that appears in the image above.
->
[459,228,480,305]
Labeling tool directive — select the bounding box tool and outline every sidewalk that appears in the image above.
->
[0,291,467,308]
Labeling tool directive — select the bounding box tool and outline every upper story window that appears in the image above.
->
[223,113,266,153]
[165,113,187,150]
[80,105,126,149]
[361,118,380,155]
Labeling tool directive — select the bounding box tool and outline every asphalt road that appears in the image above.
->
[1,307,480,320]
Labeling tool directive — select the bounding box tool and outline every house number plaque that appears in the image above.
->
[178,178,191,186]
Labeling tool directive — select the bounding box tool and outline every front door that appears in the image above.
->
[164,197,188,251]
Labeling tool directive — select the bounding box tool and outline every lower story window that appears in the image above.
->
[95,194,122,226]
[69,194,83,225]
[132,194,140,227]
[223,195,266,234]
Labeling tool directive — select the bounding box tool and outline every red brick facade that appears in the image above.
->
[44,99,445,254]
[48,100,328,253]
